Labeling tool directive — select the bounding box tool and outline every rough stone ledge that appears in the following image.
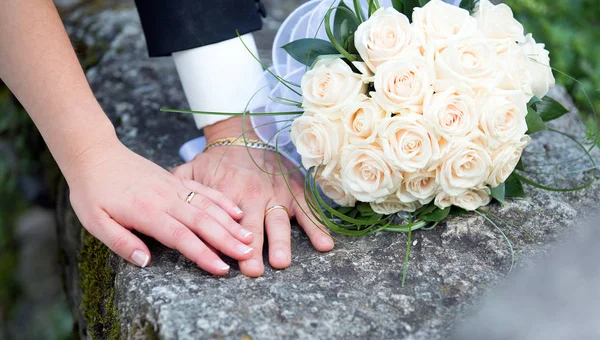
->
[55,1,600,339]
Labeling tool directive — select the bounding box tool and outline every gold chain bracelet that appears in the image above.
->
[203,137,277,153]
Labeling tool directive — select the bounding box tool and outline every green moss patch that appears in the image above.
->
[78,229,121,339]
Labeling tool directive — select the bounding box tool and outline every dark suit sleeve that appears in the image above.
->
[134,0,265,57]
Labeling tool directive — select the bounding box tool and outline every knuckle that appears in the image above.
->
[109,233,129,252]
[170,224,189,241]
[192,210,211,226]
[194,197,213,211]
[194,247,214,264]
[242,222,263,234]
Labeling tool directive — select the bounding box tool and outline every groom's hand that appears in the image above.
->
[171,117,335,277]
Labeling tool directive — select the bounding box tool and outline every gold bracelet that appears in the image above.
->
[203,137,277,153]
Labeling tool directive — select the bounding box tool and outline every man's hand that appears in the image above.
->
[171,117,335,277]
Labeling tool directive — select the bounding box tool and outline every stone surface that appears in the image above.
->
[55,1,600,339]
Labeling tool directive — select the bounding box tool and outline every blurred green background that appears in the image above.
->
[0,0,598,339]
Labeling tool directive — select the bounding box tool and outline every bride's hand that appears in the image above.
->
[171,117,335,277]
[65,137,255,275]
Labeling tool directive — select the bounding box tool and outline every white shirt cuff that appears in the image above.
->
[171,34,266,130]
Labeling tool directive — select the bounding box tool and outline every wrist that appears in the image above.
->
[203,116,259,143]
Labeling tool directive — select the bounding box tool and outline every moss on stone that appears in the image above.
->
[129,320,159,340]
[78,229,121,339]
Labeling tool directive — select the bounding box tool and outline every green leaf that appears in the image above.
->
[418,0,430,6]
[490,183,506,204]
[401,0,422,18]
[357,202,376,216]
[534,96,570,122]
[392,0,404,12]
[525,106,548,134]
[419,206,451,222]
[505,175,526,198]
[451,207,471,216]
[334,1,359,44]
[459,0,476,13]
[281,39,339,67]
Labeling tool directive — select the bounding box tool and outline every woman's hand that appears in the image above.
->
[171,117,335,277]
[65,137,255,275]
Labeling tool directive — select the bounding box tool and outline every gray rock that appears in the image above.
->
[56,1,600,339]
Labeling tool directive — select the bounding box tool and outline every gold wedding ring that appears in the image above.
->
[185,191,197,204]
[265,205,291,218]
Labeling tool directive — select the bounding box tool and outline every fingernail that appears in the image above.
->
[273,250,288,260]
[319,236,332,247]
[131,250,149,268]
[237,244,253,255]
[233,207,243,215]
[240,228,253,238]
[215,260,230,271]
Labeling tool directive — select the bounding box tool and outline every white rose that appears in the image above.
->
[473,0,525,52]
[341,147,402,202]
[371,54,432,114]
[301,58,366,115]
[315,166,356,207]
[487,135,530,188]
[403,171,439,204]
[412,0,477,50]
[423,86,479,141]
[495,42,534,99]
[377,114,441,173]
[290,115,344,171]
[354,7,418,72]
[435,187,491,211]
[437,133,492,196]
[370,194,422,214]
[519,34,556,98]
[479,91,528,149]
[434,35,498,92]
[342,95,389,145]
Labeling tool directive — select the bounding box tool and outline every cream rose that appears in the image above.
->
[437,133,492,196]
[316,166,356,207]
[341,147,401,202]
[412,0,477,50]
[354,7,418,72]
[403,171,439,204]
[479,91,528,149]
[371,54,432,114]
[434,35,498,91]
[377,114,440,173]
[370,194,421,214]
[342,95,389,145]
[519,34,556,98]
[435,187,491,211]
[301,58,366,115]
[473,0,525,52]
[290,115,344,171]
[487,135,530,187]
[423,86,479,141]
[495,43,534,99]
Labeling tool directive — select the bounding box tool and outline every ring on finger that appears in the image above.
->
[185,191,197,204]
[265,205,290,219]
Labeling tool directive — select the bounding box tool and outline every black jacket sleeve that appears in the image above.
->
[134,0,265,57]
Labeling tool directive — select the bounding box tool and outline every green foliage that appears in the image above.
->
[490,184,506,204]
[525,106,548,134]
[506,0,600,131]
[281,39,339,67]
[534,96,570,122]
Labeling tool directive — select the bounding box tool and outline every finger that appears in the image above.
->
[293,199,335,252]
[138,212,230,275]
[182,179,244,220]
[85,213,151,268]
[168,200,254,261]
[170,162,193,179]
[264,206,292,269]
[237,206,266,277]
[182,188,252,244]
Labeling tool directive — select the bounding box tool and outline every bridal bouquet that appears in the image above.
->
[269,0,589,232]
